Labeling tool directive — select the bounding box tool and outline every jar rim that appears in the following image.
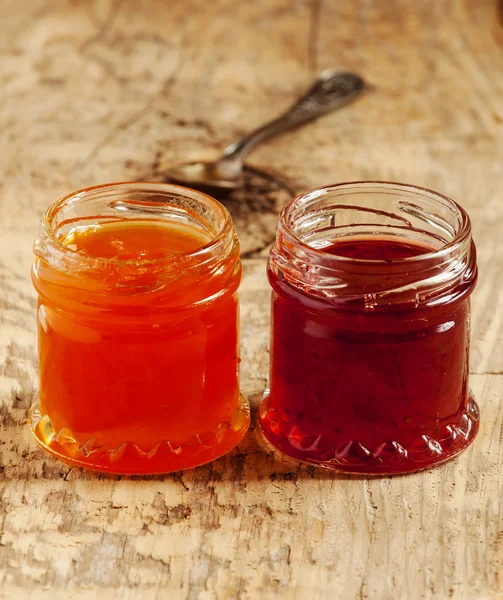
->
[280,180,472,264]
[43,181,234,266]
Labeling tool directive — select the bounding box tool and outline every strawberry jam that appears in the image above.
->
[259,182,478,474]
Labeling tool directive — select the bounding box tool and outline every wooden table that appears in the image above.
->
[1,1,502,598]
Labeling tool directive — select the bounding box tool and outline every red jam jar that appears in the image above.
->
[31,183,250,474]
[259,182,479,474]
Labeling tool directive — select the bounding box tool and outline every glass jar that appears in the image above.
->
[31,182,250,474]
[259,182,478,475]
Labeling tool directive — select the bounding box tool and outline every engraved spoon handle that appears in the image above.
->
[216,70,368,175]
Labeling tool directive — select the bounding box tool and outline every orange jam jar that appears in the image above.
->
[31,183,250,474]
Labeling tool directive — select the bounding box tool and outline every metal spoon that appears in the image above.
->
[163,70,368,190]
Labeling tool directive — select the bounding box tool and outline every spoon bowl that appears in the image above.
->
[165,160,243,190]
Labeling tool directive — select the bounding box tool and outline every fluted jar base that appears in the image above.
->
[258,393,479,475]
[30,396,250,474]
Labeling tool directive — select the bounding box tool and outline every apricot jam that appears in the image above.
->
[259,182,478,474]
[31,183,250,474]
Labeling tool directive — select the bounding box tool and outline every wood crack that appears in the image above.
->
[80,0,125,52]
[307,0,322,74]
[71,48,184,171]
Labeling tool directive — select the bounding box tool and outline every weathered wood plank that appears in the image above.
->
[0,0,502,598]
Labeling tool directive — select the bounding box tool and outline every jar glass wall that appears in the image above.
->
[259,182,478,475]
[31,183,250,474]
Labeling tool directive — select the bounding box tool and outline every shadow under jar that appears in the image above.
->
[259,182,479,475]
[31,183,250,474]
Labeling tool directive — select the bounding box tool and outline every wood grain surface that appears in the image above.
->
[1,1,502,598]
